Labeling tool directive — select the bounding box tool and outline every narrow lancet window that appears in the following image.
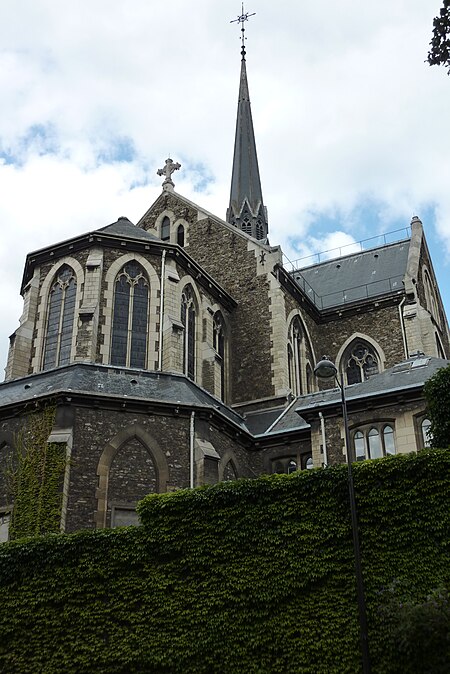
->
[181,286,196,380]
[43,265,77,370]
[111,261,149,368]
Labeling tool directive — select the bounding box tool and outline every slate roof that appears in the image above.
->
[243,407,287,435]
[293,239,410,309]
[0,364,247,432]
[293,356,449,418]
[96,217,160,241]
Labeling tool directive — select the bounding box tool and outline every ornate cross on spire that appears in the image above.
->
[230,3,256,58]
[157,157,181,191]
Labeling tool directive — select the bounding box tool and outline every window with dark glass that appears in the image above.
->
[354,431,365,461]
[213,312,226,399]
[43,265,77,370]
[111,261,149,368]
[161,216,170,241]
[344,340,380,385]
[181,286,196,380]
[177,224,185,247]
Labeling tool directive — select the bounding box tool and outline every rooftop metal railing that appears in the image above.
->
[281,226,410,310]
[282,226,411,273]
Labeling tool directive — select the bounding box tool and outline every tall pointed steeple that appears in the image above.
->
[226,36,268,241]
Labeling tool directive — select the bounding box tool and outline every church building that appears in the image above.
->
[1,37,449,540]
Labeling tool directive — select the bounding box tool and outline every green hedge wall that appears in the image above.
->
[0,449,449,673]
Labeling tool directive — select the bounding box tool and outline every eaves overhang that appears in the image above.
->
[296,383,424,422]
[20,231,237,312]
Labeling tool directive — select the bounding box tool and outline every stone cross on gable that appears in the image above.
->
[157,157,181,191]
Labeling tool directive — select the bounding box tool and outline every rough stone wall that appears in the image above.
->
[310,400,428,467]
[260,437,312,474]
[140,193,276,404]
[184,217,273,403]
[67,407,190,532]
[106,436,158,528]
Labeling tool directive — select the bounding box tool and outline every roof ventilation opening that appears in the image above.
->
[24,383,32,389]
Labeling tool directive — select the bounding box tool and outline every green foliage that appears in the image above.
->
[0,449,449,673]
[379,583,449,674]
[7,407,67,539]
[423,363,450,448]
[428,1,450,74]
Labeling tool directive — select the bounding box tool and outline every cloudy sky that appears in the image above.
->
[1,0,449,372]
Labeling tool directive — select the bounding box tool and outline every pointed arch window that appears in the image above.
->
[256,221,264,240]
[181,286,196,380]
[213,311,226,399]
[111,261,149,368]
[288,317,303,395]
[343,340,380,385]
[177,224,185,247]
[43,265,77,370]
[241,216,252,235]
[161,216,170,241]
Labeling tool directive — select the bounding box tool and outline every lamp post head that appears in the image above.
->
[314,356,338,380]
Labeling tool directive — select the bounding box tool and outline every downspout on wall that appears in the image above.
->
[319,412,328,467]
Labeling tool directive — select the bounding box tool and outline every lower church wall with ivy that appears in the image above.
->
[0,449,449,673]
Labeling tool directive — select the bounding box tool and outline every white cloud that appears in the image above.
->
[1,0,450,371]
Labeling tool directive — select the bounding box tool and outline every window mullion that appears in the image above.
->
[127,283,134,366]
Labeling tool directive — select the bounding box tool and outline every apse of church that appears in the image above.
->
[1,22,450,538]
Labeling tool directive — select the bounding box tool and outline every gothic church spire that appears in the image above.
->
[226,17,268,242]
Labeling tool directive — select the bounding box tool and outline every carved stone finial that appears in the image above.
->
[157,158,181,191]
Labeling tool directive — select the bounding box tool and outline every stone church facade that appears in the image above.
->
[1,48,449,540]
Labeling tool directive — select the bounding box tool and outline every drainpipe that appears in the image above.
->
[158,249,167,371]
[398,297,408,359]
[190,411,195,489]
[319,412,328,467]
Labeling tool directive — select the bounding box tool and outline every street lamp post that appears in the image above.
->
[314,356,371,674]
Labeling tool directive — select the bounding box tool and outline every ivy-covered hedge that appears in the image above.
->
[0,450,449,673]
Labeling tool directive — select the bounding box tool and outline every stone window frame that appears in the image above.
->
[286,311,315,396]
[95,424,169,529]
[336,333,385,387]
[177,277,202,383]
[212,310,227,401]
[270,452,313,474]
[155,211,189,247]
[351,422,396,461]
[110,260,150,369]
[32,257,84,373]
[101,253,160,369]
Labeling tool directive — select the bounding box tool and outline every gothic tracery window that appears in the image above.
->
[213,311,226,399]
[344,340,380,385]
[181,285,196,380]
[111,261,149,368]
[43,265,77,370]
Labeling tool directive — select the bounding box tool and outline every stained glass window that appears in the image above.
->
[181,286,196,381]
[43,265,77,370]
[177,225,185,247]
[111,261,149,368]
